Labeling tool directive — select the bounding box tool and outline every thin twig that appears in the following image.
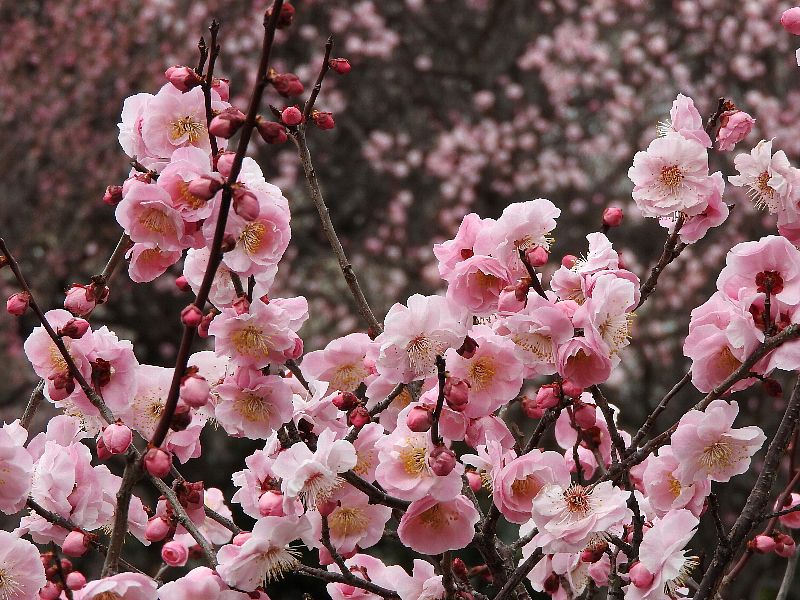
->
[492,549,542,600]
[776,540,799,600]
[340,470,410,510]
[635,214,686,310]
[21,380,45,430]
[101,448,141,576]
[294,564,400,598]
[100,234,133,284]
[303,36,334,121]
[431,355,447,446]
[321,515,350,576]
[629,371,691,450]
[590,385,625,463]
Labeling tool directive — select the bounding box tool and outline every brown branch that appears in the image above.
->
[303,36,334,121]
[629,371,691,451]
[21,380,45,430]
[294,564,400,598]
[431,355,447,446]
[340,470,410,510]
[635,214,686,310]
[492,548,542,600]
[101,448,142,576]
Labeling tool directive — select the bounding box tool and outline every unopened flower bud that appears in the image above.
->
[6,292,30,316]
[452,558,468,580]
[170,402,193,431]
[145,517,172,543]
[271,73,304,98]
[349,405,371,427]
[39,582,61,600]
[62,531,90,557]
[197,311,215,338]
[283,337,303,360]
[59,317,90,339]
[750,534,777,554]
[524,245,549,267]
[457,335,479,359]
[428,445,457,476]
[233,186,260,221]
[232,296,250,315]
[266,3,295,28]
[64,285,96,316]
[466,470,482,492]
[102,423,132,455]
[215,152,236,178]
[187,174,224,201]
[561,380,583,399]
[602,207,624,227]
[537,384,561,408]
[162,541,189,567]
[783,8,800,35]
[209,107,247,138]
[59,559,72,575]
[258,491,285,517]
[628,562,654,588]
[165,66,202,91]
[220,233,237,253]
[144,447,172,478]
[96,436,112,461]
[175,275,191,292]
[281,106,304,126]
[329,58,351,74]
[211,77,230,102]
[332,391,360,411]
[180,374,210,408]
[498,285,526,313]
[318,498,339,517]
[406,405,433,432]
[763,377,783,398]
[257,119,288,144]
[311,110,335,130]
[444,377,470,411]
[181,304,203,327]
[103,185,123,206]
[776,534,796,557]
[716,110,756,152]
[48,371,75,396]
[572,400,597,429]
[521,395,545,419]
[562,254,577,269]
[65,571,87,590]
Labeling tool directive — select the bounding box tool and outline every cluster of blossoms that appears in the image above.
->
[6,5,800,600]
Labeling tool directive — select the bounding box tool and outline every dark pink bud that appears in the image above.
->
[349,405,371,427]
[170,402,193,431]
[144,447,172,478]
[524,245,549,267]
[233,187,260,221]
[145,517,171,543]
[258,491,285,517]
[466,471,482,492]
[6,292,30,315]
[311,110,335,130]
[457,336,479,359]
[232,295,251,315]
[537,384,561,408]
[329,58,351,74]
[187,174,224,201]
[783,8,800,35]
[750,534,777,554]
[211,77,230,102]
[180,374,210,408]
[175,275,191,292]
[444,377,470,411]
[221,233,237,253]
[281,106,304,126]
[763,378,783,398]
[65,571,87,590]
[628,562,654,588]
[521,395,544,419]
[162,541,188,567]
[562,254,577,269]
[283,337,304,360]
[602,207,623,227]
[428,445,457,476]
[197,312,215,338]
[64,285,95,316]
[103,185,123,206]
[256,119,288,144]
[39,582,61,600]
[165,66,202,91]
[62,531,90,557]
[102,423,132,454]
[181,304,203,327]
[266,3,295,28]
[318,498,339,517]
[776,534,796,557]
[215,152,236,178]
[59,318,90,339]
[452,558,469,580]
[406,405,433,432]
[580,543,607,563]
[209,107,247,138]
[498,285,526,313]
[572,400,597,429]
[96,436,111,461]
[48,371,74,395]
[332,391,360,411]
[561,380,583,399]
[271,73,304,98]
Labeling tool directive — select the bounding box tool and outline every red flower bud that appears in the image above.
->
[187,174,224,201]
[406,405,433,432]
[62,531,90,557]
[216,152,235,178]
[572,400,597,429]
[329,58,351,74]
[311,110,335,130]
[233,187,260,221]
[145,516,172,543]
[266,3,295,29]
[444,377,470,411]
[562,254,577,269]
[102,423,132,455]
[59,317,90,339]
[257,119,288,144]
[6,292,30,315]
[175,275,191,292]
[258,491,285,517]
[165,66,202,92]
[783,7,800,35]
[602,206,624,227]
[144,447,172,478]
[332,391,360,411]
[209,107,247,138]
[103,185,123,206]
[281,106,304,126]
[561,380,583,399]
[428,445,457,476]
[348,405,371,427]
[181,304,203,327]
[749,534,777,554]
[271,73,304,98]
[457,335,479,359]
[66,571,87,591]
[763,377,783,398]
[524,245,549,267]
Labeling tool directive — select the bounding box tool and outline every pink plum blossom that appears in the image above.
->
[641,447,710,518]
[433,212,494,278]
[301,332,374,393]
[717,235,800,306]
[556,336,612,389]
[443,254,512,316]
[661,171,729,243]
[306,486,392,554]
[0,532,47,600]
[492,449,571,523]
[397,494,480,554]
[658,93,712,148]
[396,560,445,600]
[214,368,294,439]
[716,110,755,151]
[126,243,182,283]
[326,554,407,600]
[116,180,191,251]
[74,572,158,600]
[0,422,33,514]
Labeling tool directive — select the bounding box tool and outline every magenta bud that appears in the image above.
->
[96,436,112,461]
[181,304,203,327]
[406,405,433,432]
[65,571,87,591]
[209,107,247,138]
[329,58,351,74]
[763,378,783,398]
[6,292,30,316]
[59,318,90,339]
[180,374,210,408]
[283,337,304,360]
[466,471,482,492]
[561,380,583,399]
[144,447,172,478]
[220,233,237,253]
[628,562,654,588]
[233,187,260,221]
[572,400,597,429]
[102,423,132,455]
[281,106,304,126]
[348,405,371,427]
[524,245,549,267]
[39,582,61,600]
[64,285,95,316]
[103,185,123,206]
[750,534,777,554]
[317,498,339,517]
[456,336,479,359]
[271,73,304,98]
[187,174,224,201]
[783,8,800,35]
[428,446,457,476]
[332,391,360,412]
[311,110,335,130]
[258,491,285,517]
[536,384,561,409]
[175,275,191,292]
[444,377,470,411]
[256,119,288,144]
[232,296,250,316]
[145,516,171,543]
[562,254,577,269]
[215,152,236,178]
[165,66,202,91]
[521,395,545,419]
[602,206,623,227]
[162,541,189,567]
[266,3,295,29]
[62,530,90,557]
[580,544,606,563]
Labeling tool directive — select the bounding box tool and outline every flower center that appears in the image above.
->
[231,326,271,361]
[667,474,683,499]
[239,222,266,255]
[300,473,341,509]
[513,332,555,363]
[177,181,207,209]
[471,269,500,290]
[331,362,369,392]
[563,484,592,516]
[138,207,176,235]
[715,346,742,373]
[597,313,633,354]
[0,567,23,600]
[328,507,369,537]
[659,165,684,191]
[257,546,301,585]
[756,270,784,295]
[699,439,734,469]
[417,503,454,529]
[399,442,429,477]
[511,474,540,497]
[468,355,495,392]
[169,115,206,144]
[236,392,272,422]
[406,335,445,377]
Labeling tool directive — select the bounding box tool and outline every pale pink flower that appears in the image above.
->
[572,273,636,362]
[641,447,709,518]
[492,450,571,523]
[306,486,392,554]
[629,132,714,218]
[232,447,285,520]
[301,332,374,392]
[75,572,158,600]
[556,336,612,389]
[624,510,699,600]
[118,92,155,164]
[444,254,512,316]
[351,422,386,482]
[526,551,592,599]
[0,532,47,600]
[728,139,800,219]
[716,110,755,152]
[0,423,33,514]
[156,146,216,221]
[661,171,729,243]
[116,180,192,251]
[326,554,407,600]
[126,243,182,283]
[141,84,216,159]
[216,515,311,591]
[396,560,445,600]
[397,494,480,554]
[657,93,712,148]
[717,235,800,306]
[671,399,765,484]
[157,567,237,600]
[215,368,294,439]
[433,212,494,278]
[529,480,632,553]
[272,428,357,510]
[371,294,469,383]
